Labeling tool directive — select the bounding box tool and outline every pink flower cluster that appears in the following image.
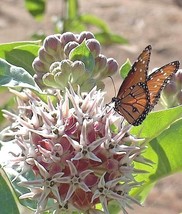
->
[2,85,145,214]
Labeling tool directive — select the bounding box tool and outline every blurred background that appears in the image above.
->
[0,0,182,213]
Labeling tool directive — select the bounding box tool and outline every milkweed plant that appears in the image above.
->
[0,31,182,214]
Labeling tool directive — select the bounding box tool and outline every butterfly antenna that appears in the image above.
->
[108,76,117,97]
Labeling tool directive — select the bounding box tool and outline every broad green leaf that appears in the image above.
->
[131,118,182,202]
[131,105,182,140]
[80,14,110,32]
[0,59,40,91]
[4,44,40,75]
[119,58,131,79]
[68,0,78,19]
[95,32,128,45]
[0,168,19,214]
[25,0,46,20]
[0,41,40,59]
[69,41,95,72]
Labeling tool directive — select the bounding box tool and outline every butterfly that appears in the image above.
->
[112,45,180,126]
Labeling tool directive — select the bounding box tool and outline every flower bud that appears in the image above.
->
[107,58,118,75]
[54,72,70,89]
[77,31,95,43]
[86,39,101,58]
[32,57,48,73]
[49,62,61,73]
[163,81,177,96]
[59,60,73,73]
[175,69,182,88]
[64,41,79,56]
[60,32,76,47]
[177,90,182,104]
[70,61,89,85]
[93,55,107,78]
[43,35,63,58]
[38,47,55,64]
[98,58,118,80]
[32,32,118,91]
[71,61,85,73]
[161,81,178,107]
[43,72,62,89]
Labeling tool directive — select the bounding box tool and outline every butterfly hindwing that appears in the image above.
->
[114,82,150,126]
[147,61,180,108]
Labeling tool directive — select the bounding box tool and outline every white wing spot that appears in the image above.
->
[142,60,145,64]
[163,72,167,76]
[140,69,143,72]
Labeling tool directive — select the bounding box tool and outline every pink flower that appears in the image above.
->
[2,85,146,213]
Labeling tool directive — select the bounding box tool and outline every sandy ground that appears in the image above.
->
[0,0,182,213]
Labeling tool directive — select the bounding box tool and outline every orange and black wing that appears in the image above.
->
[147,61,180,109]
[114,82,150,126]
[117,45,151,98]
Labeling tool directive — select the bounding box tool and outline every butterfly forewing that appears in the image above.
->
[147,61,180,108]
[117,45,152,98]
[114,82,150,126]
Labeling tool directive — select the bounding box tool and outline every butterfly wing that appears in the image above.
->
[117,45,152,97]
[114,82,150,126]
[147,61,180,109]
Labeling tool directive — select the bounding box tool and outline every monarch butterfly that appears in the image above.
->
[112,45,180,126]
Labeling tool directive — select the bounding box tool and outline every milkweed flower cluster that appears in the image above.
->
[162,69,182,107]
[33,31,118,92]
[1,85,146,214]
[0,31,150,214]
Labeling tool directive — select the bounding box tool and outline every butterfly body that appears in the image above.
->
[113,45,180,126]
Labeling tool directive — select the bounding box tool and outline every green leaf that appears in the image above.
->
[119,58,131,79]
[95,32,128,45]
[129,106,182,202]
[4,44,40,76]
[25,0,46,20]
[0,41,40,59]
[0,41,40,75]
[131,105,182,140]
[69,41,95,72]
[67,0,78,19]
[0,59,40,91]
[0,168,20,214]
[131,118,182,202]
[80,14,110,32]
